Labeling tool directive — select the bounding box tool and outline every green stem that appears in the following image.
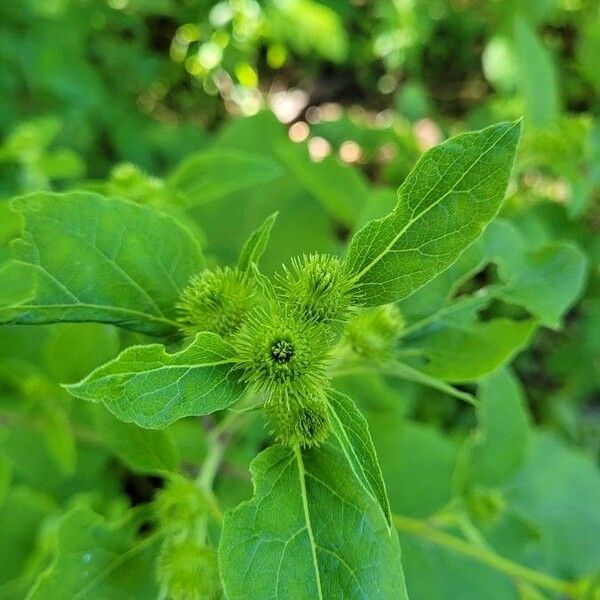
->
[195,402,257,522]
[392,513,578,598]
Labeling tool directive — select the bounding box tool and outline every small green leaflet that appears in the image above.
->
[167,149,282,206]
[64,332,244,429]
[344,121,521,306]
[514,17,560,129]
[327,389,391,525]
[0,192,203,336]
[456,368,530,490]
[479,219,587,328]
[219,444,408,600]
[408,316,535,383]
[237,212,278,273]
[497,242,587,329]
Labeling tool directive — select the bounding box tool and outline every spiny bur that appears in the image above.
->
[233,303,332,447]
[157,540,221,600]
[265,391,331,448]
[177,267,255,338]
[344,304,404,360]
[277,254,354,324]
[233,304,330,398]
[154,475,208,534]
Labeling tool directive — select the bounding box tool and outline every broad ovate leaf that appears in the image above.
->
[371,418,457,519]
[0,260,37,323]
[0,486,56,591]
[219,444,408,600]
[64,332,244,429]
[277,142,368,227]
[344,121,521,306]
[0,191,203,336]
[327,389,391,525]
[502,432,600,577]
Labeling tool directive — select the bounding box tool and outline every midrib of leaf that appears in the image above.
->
[6,300,180,329]
[349,122,518,284]
[294,445,324,600]
[81,359,240,382]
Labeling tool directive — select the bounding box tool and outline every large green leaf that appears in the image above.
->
[0,486,56,591]
[344,121,521,306]
[327,389,391,525]
[502,432,600,578]
[277,143,368,227]
[0,260,36,318]
[219,444,408,600]
[0,192,203,336]
[399,534,518,600]
[27,504,160,600]
[168,149,282,207]
[64,333,244,429]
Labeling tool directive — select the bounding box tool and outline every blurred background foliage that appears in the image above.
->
[0,0,599,598]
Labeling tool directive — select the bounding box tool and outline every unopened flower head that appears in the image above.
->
[233,303,330,399]
[177,267,255,338]
[265,390,331,448]
[154,475,208,534]
[344,304,404,360]
[157,540,221,600]
[277,253,355,324]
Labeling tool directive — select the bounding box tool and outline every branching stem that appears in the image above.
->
[392,513,579,598]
